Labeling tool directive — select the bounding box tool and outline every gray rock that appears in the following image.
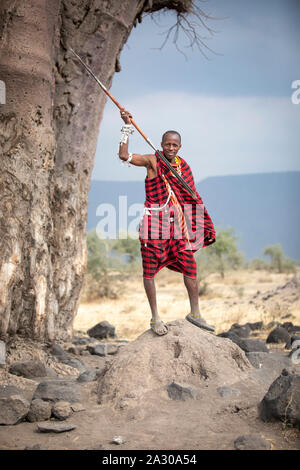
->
[285,335,300,350]
[217,386,240,398]
[50,344,86,371]
[229,323,251,338]
[246,321,264,331]
[167,381,196,401]
[33,380,81,403]
[0,385,22,398]
[72,336,96,346]
[259,370,300,428]
[266,326,291,344]
[51,401,72,420]
[246,352,269,369]
[87,344,107,356]
[218,331,269,353]
[27,399,52,422]
[37,422,76,433]
[234,434,271,450]
[0,340,6,365]
[70,403,85,412]
[87,321,116,340]
[0,395,30,425]
[9,360,48,379]
[77,369,98,383]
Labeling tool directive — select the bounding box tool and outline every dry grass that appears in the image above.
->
[74,268,300,341]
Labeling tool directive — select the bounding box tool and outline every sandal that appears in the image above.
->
[150,319,169,336]
[185,313,215,332]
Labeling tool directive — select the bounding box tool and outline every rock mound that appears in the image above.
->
[97,320,251,409]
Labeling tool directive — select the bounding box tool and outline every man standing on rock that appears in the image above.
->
[118,109,216,336]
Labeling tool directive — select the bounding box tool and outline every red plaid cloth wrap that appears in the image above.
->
[139,153,215,278]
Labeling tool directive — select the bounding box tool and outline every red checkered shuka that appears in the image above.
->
[139,153,216,278]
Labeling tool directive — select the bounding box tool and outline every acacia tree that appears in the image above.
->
[0,0,214,342]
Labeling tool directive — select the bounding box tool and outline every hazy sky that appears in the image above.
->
[92,0,300,182]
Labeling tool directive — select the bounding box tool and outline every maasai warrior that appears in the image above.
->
[118,108,216,336]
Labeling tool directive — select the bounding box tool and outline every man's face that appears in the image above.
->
[161,133,181,161]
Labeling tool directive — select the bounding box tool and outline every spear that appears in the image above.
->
[69,48,197,200]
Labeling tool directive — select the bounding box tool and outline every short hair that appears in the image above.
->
[161,130,181,143]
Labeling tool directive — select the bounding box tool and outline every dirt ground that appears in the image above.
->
[0,268,299,451]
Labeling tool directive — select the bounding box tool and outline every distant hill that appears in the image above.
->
[87,171,300,261]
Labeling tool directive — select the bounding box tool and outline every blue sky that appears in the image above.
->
[92,0,300,182]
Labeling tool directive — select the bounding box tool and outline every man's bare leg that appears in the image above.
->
[183,275,215,330]
[143,277,168,334]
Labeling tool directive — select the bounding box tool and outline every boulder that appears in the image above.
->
[87,321,116,340]
[77,369,99,383]
[97,320,251,410]
[33,380,81,403]
[229,323,251,338]
[72,336,96,345]
[0,395,30,425]
[49,343,86,371]
[51,401,72,420]
[246,321,263,331]
[218,331,269,353]
[266,326,291,344]
[259,369,300,428]
[234,434,271,450]
[9,360,48,379]
[27,399,52,422]
[167,381,196,401]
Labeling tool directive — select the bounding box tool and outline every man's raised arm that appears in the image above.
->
[118,108,154,168]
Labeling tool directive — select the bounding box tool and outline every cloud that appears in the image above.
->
[93,91,300,182]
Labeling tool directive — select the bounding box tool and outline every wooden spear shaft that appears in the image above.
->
[70,48,197,200]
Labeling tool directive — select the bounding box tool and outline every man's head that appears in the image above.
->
[161,130,182,161]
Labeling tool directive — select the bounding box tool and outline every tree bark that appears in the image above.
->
[0,0,193,342]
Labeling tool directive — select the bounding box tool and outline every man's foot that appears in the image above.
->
[185,313,215,332]
[150,319,169,336]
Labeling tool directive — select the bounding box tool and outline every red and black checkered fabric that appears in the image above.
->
[139,153,215,278]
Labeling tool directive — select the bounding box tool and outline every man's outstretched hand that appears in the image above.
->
[120,107,132,125]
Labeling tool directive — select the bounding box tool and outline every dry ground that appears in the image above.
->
[74,268,300,340]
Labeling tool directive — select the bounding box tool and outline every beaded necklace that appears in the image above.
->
[171,156,182,176]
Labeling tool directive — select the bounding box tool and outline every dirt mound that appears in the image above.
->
[97,319,252,410]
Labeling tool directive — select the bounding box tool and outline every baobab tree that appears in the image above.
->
[0,0,215,342]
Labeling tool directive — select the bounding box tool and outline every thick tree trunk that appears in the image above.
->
[0,0,191,342]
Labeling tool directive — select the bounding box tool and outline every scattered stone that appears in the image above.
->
[229,323,251,338]
[33,380,81,403]
[87,321,116,340]
[266,326,291,344]
[0,395,30,425]
[67,346,83,355]
[27,399,52,422]
[234,434,271,450]
[217,386,240,398]
[52,401,72,420]
[49,343,86,371]
[167,381,196,401]
[259,370,300,428]
[37,422,76,433]
[285,335,300,350]
[111,436,126,445]
[72,336,96,345]
[218,331,269,353]
[70,403,85,413]
[0,340,6,366]
[77,369,98,383]
[87,344,107,356]
[246,321,263,331]
[9,360,48,379]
